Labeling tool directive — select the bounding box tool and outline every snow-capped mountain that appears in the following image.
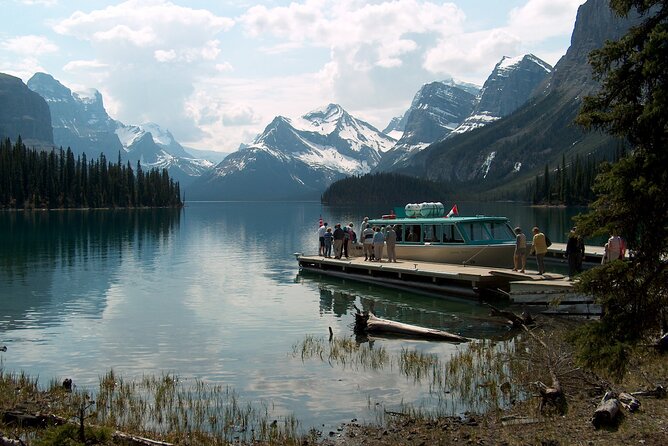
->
[27,73,123,158]
[450,54,552,136]
[375,81,478,172]
[27,73,213,186]
[188,104,396,200]
[114,122,213,183]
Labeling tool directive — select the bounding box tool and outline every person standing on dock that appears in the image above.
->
[602,232,624,264]
[513,227,527,273]
[318,222,328,256]
[385,225,397,262]
[362,223,374,260]
[333,224,345,259]
[323,227,333,258]
[372,226,385,262]
[529,226,548,275]
[565,227,581,280]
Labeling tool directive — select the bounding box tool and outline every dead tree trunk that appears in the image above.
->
[592,391,621,428]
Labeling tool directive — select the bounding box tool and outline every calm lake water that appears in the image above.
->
[0,201,586,432]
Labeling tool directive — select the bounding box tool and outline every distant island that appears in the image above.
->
[0,137,182,210]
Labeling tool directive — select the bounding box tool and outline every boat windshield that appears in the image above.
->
[458,220,515,242]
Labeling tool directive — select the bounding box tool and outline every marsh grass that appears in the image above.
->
[294,335,389,370]
[0,335,531,445]
[294,335,528,421]
[0,366,305,445]
[91,369,302,444]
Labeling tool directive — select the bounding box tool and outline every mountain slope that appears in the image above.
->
[27,73,212,186]
[27,73,122,158]
[403,0,636,191]
[188,104,396,200]
[450,54,552,136]
[375,81,477,171]
[0,73,54,148]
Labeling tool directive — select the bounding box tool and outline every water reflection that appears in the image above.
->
[299,271,512,340]
[0,201,578,432]
[0,209,180,330]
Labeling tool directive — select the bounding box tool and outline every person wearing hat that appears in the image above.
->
[513,227,527,273]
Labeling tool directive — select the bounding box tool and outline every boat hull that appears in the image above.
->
[390,243,516,268]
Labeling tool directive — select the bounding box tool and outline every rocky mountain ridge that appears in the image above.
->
[0,73,54,148]
[27,73,212,186]
[187,104,396,200]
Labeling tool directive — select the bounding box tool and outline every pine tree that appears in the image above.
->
[572,0,668,376]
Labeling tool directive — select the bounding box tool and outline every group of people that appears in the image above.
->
[317,217,398,262]
[515,225,624,280]
[513,225,584,279]
[318,221,356,259]
[360,220,398,262]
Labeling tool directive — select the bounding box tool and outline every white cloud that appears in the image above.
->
[18,0,58,6]
[508,0,584,42]
[11,0,584,154]
[51,0,235,142]
[63,59,109,72]
[0,57,49,82]
[423,29,522,82]
[1,35,58,55]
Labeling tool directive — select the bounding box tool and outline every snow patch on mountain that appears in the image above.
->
[481,151,496,178]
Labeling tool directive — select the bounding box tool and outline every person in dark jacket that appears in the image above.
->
[333,223,345,259]
[565,226,583,280]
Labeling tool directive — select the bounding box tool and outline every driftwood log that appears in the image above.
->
[592,391,621,428]
[354,310,469,343]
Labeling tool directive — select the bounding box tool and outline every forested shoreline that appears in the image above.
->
[0,137,182,210]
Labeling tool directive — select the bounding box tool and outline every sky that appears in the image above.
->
[0,0,586,153]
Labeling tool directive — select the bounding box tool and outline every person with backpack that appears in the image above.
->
[529,226,548,275]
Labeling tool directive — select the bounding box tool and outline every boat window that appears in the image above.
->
[484,221,515,241]
[462,222,491,241]
[394,224,403,242]
[404,225,421,242]
[422,224,441,242]
[442,224,464,243]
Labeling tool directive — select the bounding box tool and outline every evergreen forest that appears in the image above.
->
[321,172,448,206]
[321,149,618,206]
[527,148,626,205]
[0,137,182,209]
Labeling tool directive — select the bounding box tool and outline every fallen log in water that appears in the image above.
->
[354,311,469,343]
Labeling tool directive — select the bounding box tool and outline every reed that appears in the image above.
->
[295,335,526,421]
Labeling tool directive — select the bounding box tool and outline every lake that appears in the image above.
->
[0,201,587,433]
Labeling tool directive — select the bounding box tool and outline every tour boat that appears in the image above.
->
[365,202,517,268]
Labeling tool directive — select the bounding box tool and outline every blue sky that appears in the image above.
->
[1,0,585,153]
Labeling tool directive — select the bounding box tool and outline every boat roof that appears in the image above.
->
[368,215,510,224]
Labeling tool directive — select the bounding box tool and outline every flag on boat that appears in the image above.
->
[446,204,458,218]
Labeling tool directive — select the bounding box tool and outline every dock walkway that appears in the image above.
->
[296,254,565,299]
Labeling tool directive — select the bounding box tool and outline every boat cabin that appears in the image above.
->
[366,216,516,246]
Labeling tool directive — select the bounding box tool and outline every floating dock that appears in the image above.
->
[296,253,564,299]
[296,242,602,315]
[546,242,606,264]
[508,280,601,315]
